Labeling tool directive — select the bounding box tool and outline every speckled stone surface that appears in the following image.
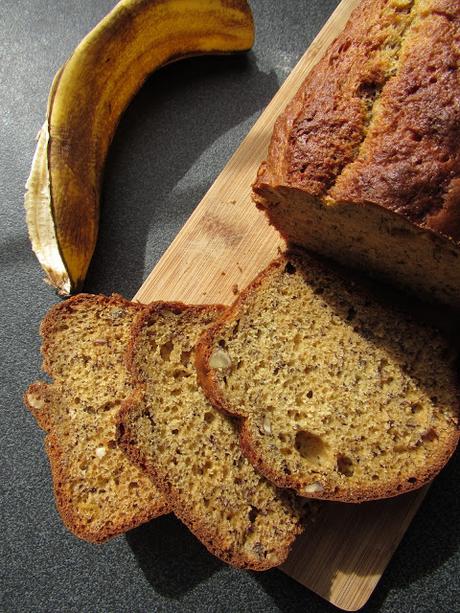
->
[1,1,458,611]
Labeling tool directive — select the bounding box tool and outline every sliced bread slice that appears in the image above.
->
[24,294,168,543]
[117,302,305,570]
[196,252,460,502]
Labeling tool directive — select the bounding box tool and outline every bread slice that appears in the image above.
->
[24,294,168,543]
[117,302,305,570]
[196,252,460,502]
[253,0,460,309]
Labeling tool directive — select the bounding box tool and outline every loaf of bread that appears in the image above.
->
[117,302,305,569]
[253,0,460,309]
[24,294,168,543]
[196,251,459,502]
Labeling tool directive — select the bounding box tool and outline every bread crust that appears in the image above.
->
[253,0,460,245]
[195,252,460,503]
[118,301,304,569]
[24,293,169,543]
[39,293,140,376]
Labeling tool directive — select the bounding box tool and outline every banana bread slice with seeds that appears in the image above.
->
[117,302,305,570]
[196,252,459,502]
[24,294,168,543]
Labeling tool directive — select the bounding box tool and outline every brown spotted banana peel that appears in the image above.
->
[25,0,254,295]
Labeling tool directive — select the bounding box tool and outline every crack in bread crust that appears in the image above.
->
[280,0,417,195]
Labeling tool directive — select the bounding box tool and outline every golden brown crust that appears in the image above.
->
[331,2,460,241]
[119,301,304,569]
[196,251,460,503]
[39,293,142,375]
[261,0,393,194]
[254,0,460,245]
[25,294,169,543]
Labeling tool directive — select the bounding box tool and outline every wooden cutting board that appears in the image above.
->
[134,0,429,609]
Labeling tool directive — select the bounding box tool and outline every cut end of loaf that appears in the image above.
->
[253,183,460,310]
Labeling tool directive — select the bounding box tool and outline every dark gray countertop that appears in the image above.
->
[1,1,458,611]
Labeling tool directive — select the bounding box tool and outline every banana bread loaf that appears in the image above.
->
[253,0,460,308]
[24,294,168,542]
[196,251,460,502]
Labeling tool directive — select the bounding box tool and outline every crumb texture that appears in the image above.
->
[198,253,459,502]
[24,294,167,543]
[119,303,304,570]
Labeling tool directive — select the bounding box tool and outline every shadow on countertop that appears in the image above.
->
[84,52,279,299]
[125,514,224,598]
[126,450,458,611]
[253,450,459,612]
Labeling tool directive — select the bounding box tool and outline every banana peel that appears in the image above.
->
[25,0,254,295]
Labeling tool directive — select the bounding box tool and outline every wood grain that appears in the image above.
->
[135,0,429,609]
[281,488,427,610]
[135,0,363,307]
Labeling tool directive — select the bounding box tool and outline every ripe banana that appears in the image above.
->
[25,0,254,295]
